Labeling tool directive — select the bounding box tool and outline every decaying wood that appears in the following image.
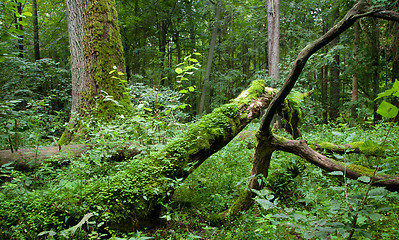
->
[0,144,141,170]
[0,144,88,170]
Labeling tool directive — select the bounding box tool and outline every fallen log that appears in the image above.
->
[0,144,88,170]
[0,80,279,238]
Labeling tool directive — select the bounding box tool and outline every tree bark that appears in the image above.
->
[370,18,381,124]
[14,1,24,58]
[198,1,222,116]
[61,0,130,144]
[274,137,399,192]
[267,0,280,83]
[329,7,340,121]
[32,0,40,61]
[393,22,399,122]
[65,0,87,114]
[351,21,360,123]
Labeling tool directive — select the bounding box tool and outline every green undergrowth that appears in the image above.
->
[1,120,399,239]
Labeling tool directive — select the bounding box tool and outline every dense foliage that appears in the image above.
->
[1,0,399,239]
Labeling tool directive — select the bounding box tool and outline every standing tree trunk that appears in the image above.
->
[60,0,130,144]
[351,21,360,123]
[65,0,87,115]
[393,22,399,81]
[321,22,329,123]
[32,0,40,61]
[267,0,280,84]
[198,1,222,116]
[14,1,24,58]
[329,7,340,120]
[393,22,399,122]
[159,17,168,85]
[370,18,381,123]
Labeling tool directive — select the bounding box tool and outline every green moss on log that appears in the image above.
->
[2,80,272,237]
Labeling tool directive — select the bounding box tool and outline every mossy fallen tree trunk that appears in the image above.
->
[309,141,386,156]
[0,80,279,238]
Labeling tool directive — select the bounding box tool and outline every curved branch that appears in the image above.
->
[273,137,399,192]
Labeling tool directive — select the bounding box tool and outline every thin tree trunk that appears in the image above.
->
[159,18,167,85]
[198,1,222,116]
[329,7,340,120]
[32,0,40,61]
[351,21,360,123]
[393,22,399,122]
[321,23,329,123]
[393,22,399,81]
[370,18,381,124]
[15,1,24,58]
[267,0,280,84]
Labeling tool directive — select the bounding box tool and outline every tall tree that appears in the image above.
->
[351,21,360,122]
[329,6,340,120]
[32,0,40,60]
[60,0,130,144]
[267,0,280,83]
[370,18,381,123]
[198,0,222,116]
[14,0,24,58]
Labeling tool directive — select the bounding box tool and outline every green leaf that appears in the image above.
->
[179,89,188,94]
[328,171,343,176]
[18,20,28,26]
[377,101,398,119]
[376,89,394,100]
[143,107,152,112]
[22,12,32,17]
[368,213,381,221]
[188,86,195,92]
[109,69,116,74]
[175,68,183,74]
[357,176,371,183]
[358,140,378,151]
[393,79,399,91]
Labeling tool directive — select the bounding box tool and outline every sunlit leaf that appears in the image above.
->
[377,101,398,119]
[376,89,394,100]
[18,20,28,26]
[175,67,183,74]
[328,171,343,176]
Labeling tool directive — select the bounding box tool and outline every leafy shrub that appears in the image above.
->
[0,57,71,149]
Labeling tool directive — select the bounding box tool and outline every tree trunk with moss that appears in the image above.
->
[60,0,130,144]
